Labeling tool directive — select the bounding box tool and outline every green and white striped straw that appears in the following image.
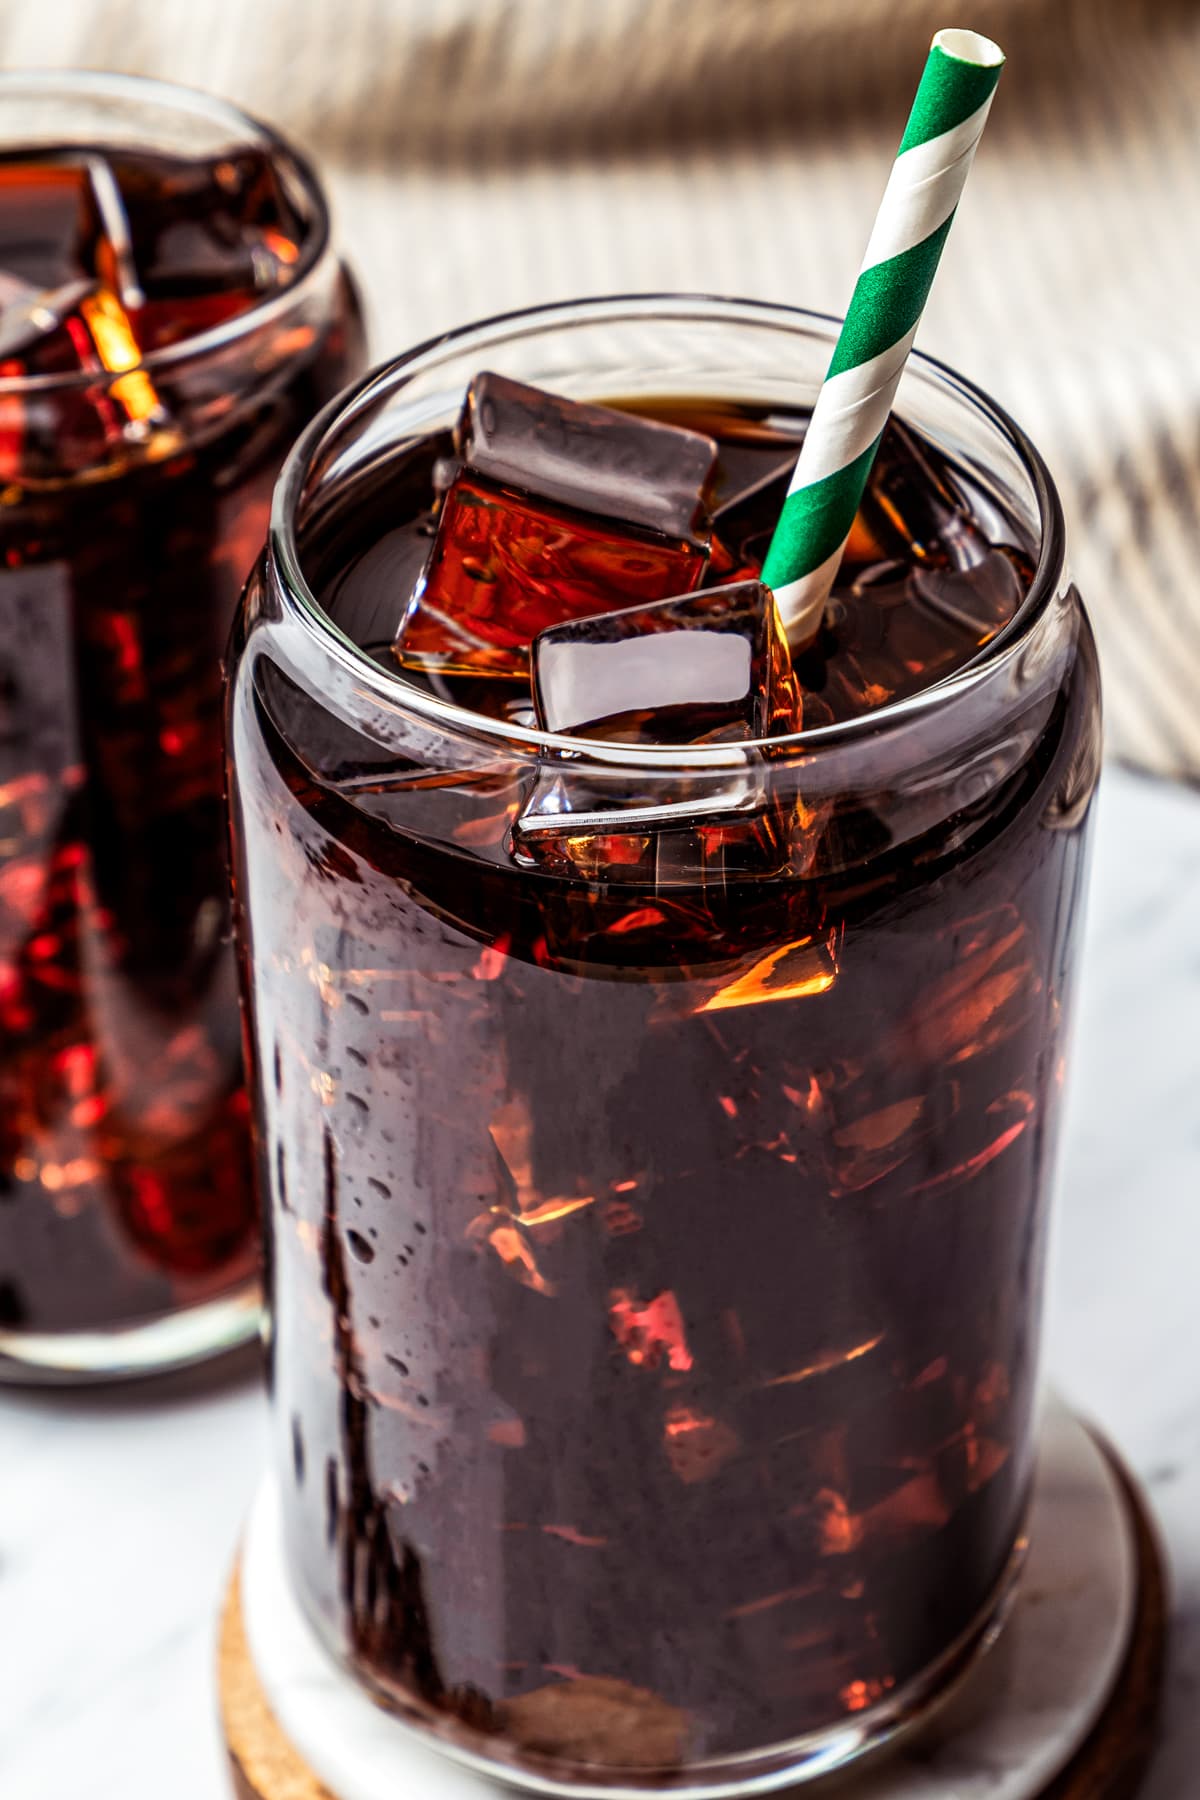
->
[763,28,1005,644]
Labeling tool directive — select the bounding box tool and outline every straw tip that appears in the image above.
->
[932,27,1005,69]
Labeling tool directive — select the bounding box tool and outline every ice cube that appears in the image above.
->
[0,159,150,412]
[707,436,797,581]
[395,373,719,677]
[0,160,101,290]
[0,280,159,409]
[711,439,798,522]
[0,278,96,372]
[532,579,796,745]
[908,551,1025,641]
[516,582,800,868]
[82,156,144,311]
[0,156,144,306]
[856,417,992,572]
[514,753,765,873]
[0,271,40,333]
[789,538,1027,731]
[0,280,166,480]
[115,147,304,298]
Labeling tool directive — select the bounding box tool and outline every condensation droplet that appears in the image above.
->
[346,1229,375,1264]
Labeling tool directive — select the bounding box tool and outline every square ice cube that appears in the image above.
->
[532,579,796,744]
[0,160,100,290]
[395,373,719,677]
[516,581,800,865]
[0,280,166,479]
[115,146,306,327]
[0,156,144,308]
[857,418,991,571]
[0,278,118,374]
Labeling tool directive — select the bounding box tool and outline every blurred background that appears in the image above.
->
[4,0,1198,778]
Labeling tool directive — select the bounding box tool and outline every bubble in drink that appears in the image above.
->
[395,372,719,678]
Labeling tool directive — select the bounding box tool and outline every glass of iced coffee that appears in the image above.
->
[226,297,1100,1792]
[0,73,365,1380]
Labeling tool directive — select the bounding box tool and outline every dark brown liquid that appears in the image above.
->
[0,145,365,1340]
[228,400,1100,1782]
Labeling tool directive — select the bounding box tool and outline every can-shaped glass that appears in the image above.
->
[226,298,1101,1794]
[0,73,366,1379]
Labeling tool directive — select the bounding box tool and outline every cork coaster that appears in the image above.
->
[219,1419,1165,1800]
[220,1567,334,1800]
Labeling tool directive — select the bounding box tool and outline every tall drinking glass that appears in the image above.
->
[0,74,366,1380]
[227,299,1100,1793]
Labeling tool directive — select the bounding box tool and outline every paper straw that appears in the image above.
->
[763,28,1005,644]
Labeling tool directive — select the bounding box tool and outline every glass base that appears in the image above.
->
[0,1281,262,1384]
[239,1470,1038,1798]
[226,1405,1158,1800]
[351,1551,1026,1795]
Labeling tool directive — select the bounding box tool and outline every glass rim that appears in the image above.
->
[0,68,335,395]
[269,292,1069,769]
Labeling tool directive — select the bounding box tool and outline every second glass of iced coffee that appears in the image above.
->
[0,73,365,1379]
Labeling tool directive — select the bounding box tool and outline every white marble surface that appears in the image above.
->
[1,760,1199,1800]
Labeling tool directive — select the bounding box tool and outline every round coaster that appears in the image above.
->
[220,1405,1165,1800]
